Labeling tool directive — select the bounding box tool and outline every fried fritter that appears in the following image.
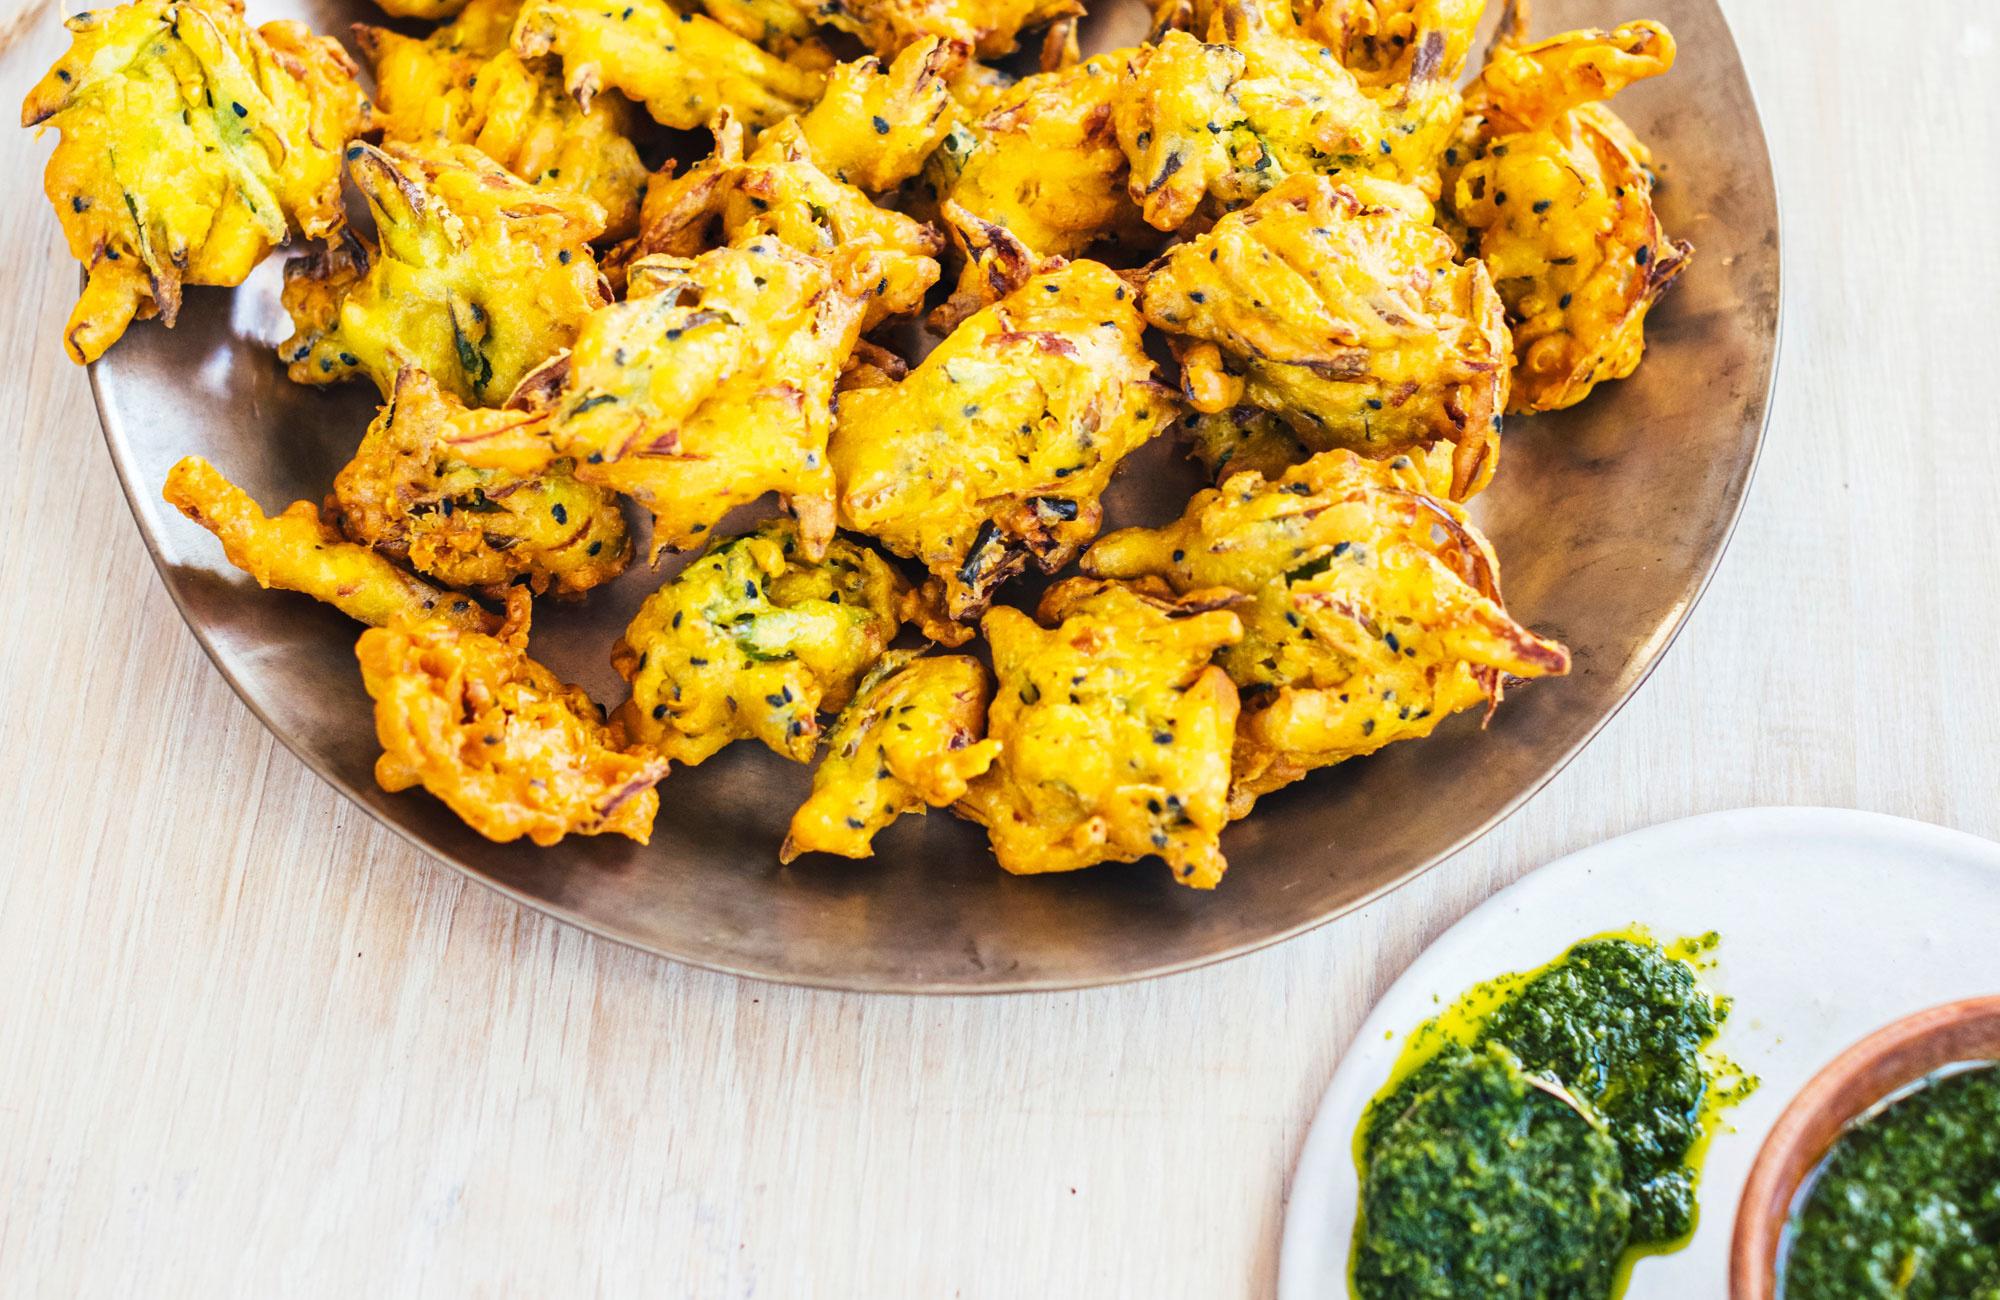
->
[280,141,607,407]
[1082,449,1569,815]
[619,113,942,328]
[922,51,1146,325]
[330,368,630,599]
[794,38,962,193]
[958,578,1243,888]
[511,0,827,131]
[829,259,1178,628]
[163,456,497,633]
[358,0,648,238]
[1447,17,1688,413]
[790,0,1078,60]
[1186,408,1462,491]
[22,0,369,364]
[516,240,857,558]
[1139,173,1509,500]
[1291,0,1485,87]
[610,521,909,765]
[780,650,1000,861]
[358,596,669,846]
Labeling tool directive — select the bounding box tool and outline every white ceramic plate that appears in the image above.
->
[1278,807,2000,1299]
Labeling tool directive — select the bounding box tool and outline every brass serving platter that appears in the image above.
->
[89,0,1780,991]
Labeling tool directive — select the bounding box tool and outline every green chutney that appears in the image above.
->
[1782,1063,2000,1300]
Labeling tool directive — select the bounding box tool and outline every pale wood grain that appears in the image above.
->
[4,2,1999,1296]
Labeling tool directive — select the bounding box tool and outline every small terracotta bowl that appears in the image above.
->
[1730,995,2000,1298]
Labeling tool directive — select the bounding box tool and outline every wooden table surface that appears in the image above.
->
[4,2,1997,1295]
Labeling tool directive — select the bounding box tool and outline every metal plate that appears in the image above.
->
[86,0,1781,992]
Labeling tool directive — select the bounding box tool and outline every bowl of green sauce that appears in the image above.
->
[1731,996,2000,1299]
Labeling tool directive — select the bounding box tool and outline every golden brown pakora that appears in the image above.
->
[785,0,1078,60]
[511,240,857,558]
[1082,449,1568,814]
[163,457,498,633]
[330,368,630,599]
[1291,0,1485,88]
[921,50,1147,326]
[22,0,370,363]
[957,577,1243,888]
[780,650,1001,861]
[1139,173,1509,500]
[617,113,942,328]
[1446,15,1689,412]
[794,38,963,193]
[358,0,648,239]
[358,595,669,846]
[511,0,828,131]
[280,141,607,407]
[829,258,1178,628]
[611,521,909,765]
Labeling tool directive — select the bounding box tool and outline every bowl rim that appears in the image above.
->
[1728,994,2000,1298]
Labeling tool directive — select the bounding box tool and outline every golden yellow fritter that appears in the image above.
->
[280,141,607,407]
[618,113,942,328]
[789,0,1078,60]
[957,577,1243,888]
[357,596,669,846]
[1139,173,1509,500]
[780,649,1000,861]
[610,520,909,765]
[1112,0,1469,232]
[22,0,369,364]
[1447,17,1689,413]
[329,368,630,600]
[1083,449,1568,814]
[1184,407,1460,493]
[511,0,828,131]
[794,37,963,193]
[829,259,1178,628]
[358,0,648,239]
[163,457,498,633]
[513,240,857,558]
[922,50,1146,326]
[1292,0,1485,87]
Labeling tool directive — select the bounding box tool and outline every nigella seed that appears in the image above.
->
[872,115,889,134]
[1385,631,1401,653]
[587,541,602,555]
[671,610,683,627]
[652,704,668,719]
[1635,245,1653,266]
[551,503,568,524]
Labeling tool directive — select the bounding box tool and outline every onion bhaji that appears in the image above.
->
[1292,0,1485,88]
[280,141,607,407]
[358,0,648,239]
[1139,173,1509,500]
[22,0,369,363]
[358,597,669,846]
[517,240,857,558]
[781,650,1001,861]
[957,577,1243,888]
[1447,16,1689,412]
[511,0,828,131]
[829,258,1178,629]
[163,456,499,633]
[922,51,1146,325]
[330,368,631,599]
[787,0,1079,60]
[794,37,963,193]
[1083,449,1568,814]
[611,521,909,765]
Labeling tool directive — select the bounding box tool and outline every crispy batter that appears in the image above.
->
[517,240,856,558]
[794,38,963,193]
[789,0,1079,60]
[958,578,1243,887]
[329,368,630,599]
[511,0,827,131]
[163,456,498,633]
[829,259,1177,628]
[1186,407,1461,491]
[1113,0,1469,231]
[1083,449,1568,814]
[618,113,942,329]
[780,649,1000,861]
[280,141,607,407]
[1291,0,1485,87]
[1139,173,1509,500]
[358,0,648,239]
[22,0,369,363]
[611,521,909,765]
[1447,18,1689,412]
[358,598,668,846]
[922,50,1146,325]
